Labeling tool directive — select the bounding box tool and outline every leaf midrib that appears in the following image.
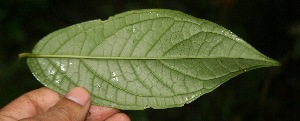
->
[19,52,277,61]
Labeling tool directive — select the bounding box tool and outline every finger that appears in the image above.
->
[106,113,131,121]
[22,87,91,121]
[0,87,61,120]
[86,106,120,121]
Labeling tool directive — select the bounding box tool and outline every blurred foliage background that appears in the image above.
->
[0,0,299,121]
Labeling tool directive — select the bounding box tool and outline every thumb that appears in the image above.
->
[23,87,91,121]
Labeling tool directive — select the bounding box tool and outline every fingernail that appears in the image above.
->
[66,87,90,106]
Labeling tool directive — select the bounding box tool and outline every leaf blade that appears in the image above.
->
[24,9,279,110]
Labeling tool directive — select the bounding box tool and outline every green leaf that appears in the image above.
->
[20,9,279,110]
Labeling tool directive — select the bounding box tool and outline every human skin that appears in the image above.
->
[0,87,130,121]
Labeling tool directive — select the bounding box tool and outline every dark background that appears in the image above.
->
[0,0,299,121]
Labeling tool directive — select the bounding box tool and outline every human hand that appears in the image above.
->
[0,87,130,121]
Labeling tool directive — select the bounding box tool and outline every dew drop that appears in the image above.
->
[224,32,228,36]
[96,83,101,88]
[47,68,55,75]
[187,95,197,103]
[60,64,66,72]
[54,75,62,84]
[111,72,116,77]
[136,66,141,72]
[55,80,60,84]
[110,94,115,98]
[191,95,196,99]
[95,83,104,92]
[132,26,136,33]
[111,77,119,82]
[111,72,120,82]
[110,104,116,107]
[185,97,189,101]
[143,104,149,109]
[40,61,47,66]
[234,36,243,42]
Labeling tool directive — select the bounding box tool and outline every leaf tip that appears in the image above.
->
[274,60,281,67]
[265,58,281,67]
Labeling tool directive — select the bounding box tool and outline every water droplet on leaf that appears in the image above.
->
[111,72,116,77]
[111,77,119,82]
[54,75,62,84]
[60,64,66,72]
[47,68,55,75]
[132,26,136,33]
